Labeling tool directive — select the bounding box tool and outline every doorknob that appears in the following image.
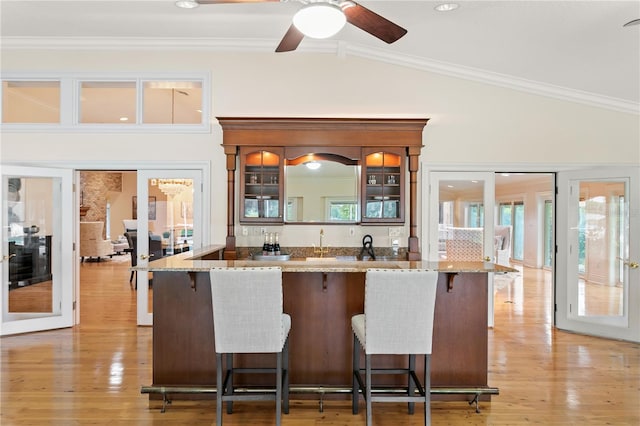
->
[484,256,492,262]
[1,254,17,263]
[620,258,639,269]
[139,253,155,260]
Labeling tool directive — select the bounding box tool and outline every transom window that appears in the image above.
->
[1,73,209,131]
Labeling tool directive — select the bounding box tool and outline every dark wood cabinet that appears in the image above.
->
[218,117,428,259]
[362,148,404,223]
[239,147,283,223]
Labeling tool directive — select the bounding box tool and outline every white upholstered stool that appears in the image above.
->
[352,269,439,426]
[209,267,291,426]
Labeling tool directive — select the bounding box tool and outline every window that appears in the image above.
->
[466,203,484,227]
[80,81,136,124]
[499,201,524,261]
[544,199,553,267]
[143,81,202,124]
[2,73,209,131]
[327,199,358,221]
[2,80,60,123]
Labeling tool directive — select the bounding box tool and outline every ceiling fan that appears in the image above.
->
[195,0,407,52]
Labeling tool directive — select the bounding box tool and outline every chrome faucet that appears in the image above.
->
[313,228,329,257]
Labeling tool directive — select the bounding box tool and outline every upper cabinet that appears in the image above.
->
[362,148,404,223]
[240,147,283,222]
[219,117,428,259]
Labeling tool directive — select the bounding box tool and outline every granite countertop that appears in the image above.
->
[137,244,517,274]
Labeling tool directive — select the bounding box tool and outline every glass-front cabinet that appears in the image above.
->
[362,148,404,223]
[240,147,283,222]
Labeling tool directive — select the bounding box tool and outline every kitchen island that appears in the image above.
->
[140,246,515,411]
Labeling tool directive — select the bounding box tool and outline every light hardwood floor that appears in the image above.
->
[1,256,639,425]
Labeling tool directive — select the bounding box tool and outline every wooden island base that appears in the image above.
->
[147,262,499,411]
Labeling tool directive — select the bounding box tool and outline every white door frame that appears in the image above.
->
[1,165,75,336]
[556,167,639,342]
[1,160,210,328]
[424,170,496,326]
[136,169,204,326]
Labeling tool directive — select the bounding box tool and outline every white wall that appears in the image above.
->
[1,49,638,250]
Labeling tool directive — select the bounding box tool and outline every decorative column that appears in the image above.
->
[407,147,421,260]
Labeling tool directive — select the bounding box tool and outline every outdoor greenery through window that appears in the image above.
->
[499,202,524,261]
[329,201,358,221]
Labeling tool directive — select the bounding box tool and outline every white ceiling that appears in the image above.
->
[1,1,639,112]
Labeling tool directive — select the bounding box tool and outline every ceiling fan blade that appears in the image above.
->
[275,24,304,52]
[343,2,407,44]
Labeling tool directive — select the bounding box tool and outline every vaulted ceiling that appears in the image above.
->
[1,1,638,113]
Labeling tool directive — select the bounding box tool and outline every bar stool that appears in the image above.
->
[352,269,439,426]
[209,267,291,426]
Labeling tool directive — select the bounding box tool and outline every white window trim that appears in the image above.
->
[1,72,211,133]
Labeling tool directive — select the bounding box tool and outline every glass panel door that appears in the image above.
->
[427,171,496,325]
[557,168,639,342]
[135,170,202,326]
[1,166,74,336]
[429,172,495,262]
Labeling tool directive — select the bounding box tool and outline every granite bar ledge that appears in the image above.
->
[138,244,517,274]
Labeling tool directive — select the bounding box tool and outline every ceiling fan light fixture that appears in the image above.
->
[175,0,199,9]
[293,3,347,39]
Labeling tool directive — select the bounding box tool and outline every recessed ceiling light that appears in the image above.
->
[175,0,199,9]
[435,3,459,12]
[120,117,129,122]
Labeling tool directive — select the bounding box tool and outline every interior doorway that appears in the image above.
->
[427,169,555,328]
[78,170,139,326]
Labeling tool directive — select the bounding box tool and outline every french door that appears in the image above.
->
[135,169,202,326]
[1,166,74,336]
[556,167,639,342]
[426,171,496,326]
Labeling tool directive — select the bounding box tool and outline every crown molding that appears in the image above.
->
[2,36,638,115]
[346,44,639,115]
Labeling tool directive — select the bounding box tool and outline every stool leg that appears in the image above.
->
[283,338,290,414]
[425,354,431,426]
[276,351,282,426]
[216,353,223,426]
[408,354,416,414]
[226,353,233,414]
[365,354,372,426]
[352,333,360,414]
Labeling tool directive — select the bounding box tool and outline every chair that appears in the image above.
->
[122,219,137,232]
[209,267,290,426]
[352,269,439,426]
[124,231,164,289]
[494,225,512,266]
[79,221,113,262]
